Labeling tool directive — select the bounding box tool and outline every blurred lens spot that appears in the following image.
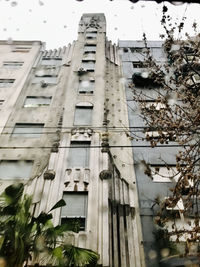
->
[114,27,118,31]
[64,25,67,28]
[11,1,17,7]
[81,80,89,88]
[161,248,170,258]
[39,0,44,6]
[148,250,157,259]
[119,77,126,85]
[141,72,149,78]
[3,28,7,31]
[7,37,13,44]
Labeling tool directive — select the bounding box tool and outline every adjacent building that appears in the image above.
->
[119,40,199,266]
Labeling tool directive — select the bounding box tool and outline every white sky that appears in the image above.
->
[0,0,199,49]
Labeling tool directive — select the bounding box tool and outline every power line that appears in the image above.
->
[0,144,188,149]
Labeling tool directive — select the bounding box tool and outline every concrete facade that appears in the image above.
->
[119,40,199,266]
[0,15,145,267]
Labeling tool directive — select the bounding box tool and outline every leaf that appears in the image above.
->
[53,246,63,260]
[0,235,5,250]
[35,212,52,225]
[48,199,66,213]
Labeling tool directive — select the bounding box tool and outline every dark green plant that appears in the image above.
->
[154,228,179,256]
[0,183,99,267]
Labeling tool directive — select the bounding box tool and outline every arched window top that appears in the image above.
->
[76,102,93,107]
[86,27,98,32]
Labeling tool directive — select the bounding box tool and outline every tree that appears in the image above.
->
[130,4,200,254]
[0,183,99,267]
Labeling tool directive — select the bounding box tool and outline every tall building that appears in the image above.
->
[0,14,145,267]
[119,40,199,267]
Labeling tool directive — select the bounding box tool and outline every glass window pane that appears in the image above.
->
[84,45,96,53]
[81,61,95,71]
[74,106,93,125]
[68,142,90,168]
[41,59,62,66]
[78,81,94,94]
[0,79,15,87]
[12,123,44,138]
[32,77,58,84]
[24,96,52,107]
[0,160,33,179]
[61,193,88,218]
[3,61,24,68]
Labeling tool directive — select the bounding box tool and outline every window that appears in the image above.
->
[132,62,148,68]
[74,103,93,125]
[32,76,58,85]
[130,47,145,53]
[41,58,62,66]
[78,80,94,94]
[85,32,97,39]
[0,160,33,180]
[81,60,95,71]
[24,96,52,107]
[0,100,4,106]
[12,46,31,53]
[61,192,88,231]
[151,166,180,182]
[3,61,24,68]
[145,131,176,141]
[68,141,90,168]
[83,52,96,61]
[84,45,96,53]
[0,79,15,87]
[12,123,44,138]
[139,100,166,110]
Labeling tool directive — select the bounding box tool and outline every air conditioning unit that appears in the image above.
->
[77,67,87,75]
[40,80,48,88]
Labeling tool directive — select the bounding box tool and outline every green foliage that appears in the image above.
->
[0,183,99,267]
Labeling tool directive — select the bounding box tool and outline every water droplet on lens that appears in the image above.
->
[81,81,90,88]
[39,0,44,6]
[161,248,170,258]
[7,37,13,44]
[141,72,149,78]
[11,1,17,7]
[148,250,157,259]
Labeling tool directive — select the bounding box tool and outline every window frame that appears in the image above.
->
[74,103,93,126]
[0,160,33,180]
[12,123,44,138]
[24,96,52,107]
[61,191,88,231]
[68,141,91,168]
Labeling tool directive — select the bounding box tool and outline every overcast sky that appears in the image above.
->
[0,0,199,49]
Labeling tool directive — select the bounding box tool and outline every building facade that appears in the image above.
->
[0,14,145,267]
[119,40,199,266]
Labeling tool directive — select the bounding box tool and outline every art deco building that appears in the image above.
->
[0,14,145,267]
